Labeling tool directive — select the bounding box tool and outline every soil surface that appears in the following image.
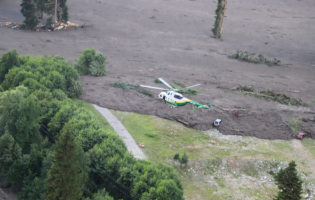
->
[1,0,315,140]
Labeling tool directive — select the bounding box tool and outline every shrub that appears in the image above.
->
[173,153,179,160]
[237,85,255,92]
[288,117,302,136]
[180,153,189,164]
[154,78,162,83]
[228,50,281,66]
[75,49,106,76]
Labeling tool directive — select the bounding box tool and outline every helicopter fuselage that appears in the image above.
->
[158,91,192,106]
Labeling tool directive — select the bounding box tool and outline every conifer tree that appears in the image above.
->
[45,125,88,200]
[274,161,302,200]
[20,0,38,30]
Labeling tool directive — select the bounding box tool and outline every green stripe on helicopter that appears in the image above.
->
[189,101,211,109]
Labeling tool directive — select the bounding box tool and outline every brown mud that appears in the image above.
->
[1,0,315,140]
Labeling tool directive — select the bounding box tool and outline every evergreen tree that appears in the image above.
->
[45,125,88,200]
[62,5,69,22]
[20,0,38,30]
[180,153,189,164]
[274,161,302,200]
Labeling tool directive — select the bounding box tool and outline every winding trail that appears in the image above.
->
[93,104,147,159]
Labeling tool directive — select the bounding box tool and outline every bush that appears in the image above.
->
[173,153,179,160]
[180,153,188,164]
[75,49,106,76]
[228,50,281,66]
[154,78,162,84]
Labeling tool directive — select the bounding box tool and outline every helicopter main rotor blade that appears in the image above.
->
[140,85,168,91]
[158,78,174,90]
[184,84,201,89]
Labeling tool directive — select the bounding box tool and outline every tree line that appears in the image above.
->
[20,0,69,30]
[0,50,184,200]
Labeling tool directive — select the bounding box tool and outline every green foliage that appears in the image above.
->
[45,17,53,29]
[237,85,255,92]
[84,188,114,200]
[178,88,198,95]
[111,82,154,97]
[20,0,38,30]
[63,5,69,22]
[257,89,305,106]
[173,153,180,160]
[0,133,22,176]
[0,86,42,152]
[0,50,20,83]
[0,51,184,200]
[273,161,302,200]
[45,125,89,200]
[154,78,162,83]
[288,118,302,136]
[6,154,32,188]
[1,55,82,97]
[173,81,186,88]
[237,86,305,106]
[228,50,281,66]
[75,48,106,76]
[180,153,189,164]
[19,176,45,200]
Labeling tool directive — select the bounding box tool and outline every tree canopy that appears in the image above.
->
[0,50,184,200]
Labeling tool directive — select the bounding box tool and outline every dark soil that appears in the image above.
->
[1,0,315,140]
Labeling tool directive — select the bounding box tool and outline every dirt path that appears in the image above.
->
[291,139,315,175]
[93,104,147,159]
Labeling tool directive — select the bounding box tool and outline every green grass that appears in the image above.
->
[92,110,315,200]
[302,138,315,156]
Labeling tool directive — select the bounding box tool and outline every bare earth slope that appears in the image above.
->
[1,0,315,139]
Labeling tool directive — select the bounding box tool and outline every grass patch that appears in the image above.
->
[302,139,315,156]
[311,99,315,103]
[111,82,153,97]
[109,111,315,200]
[237,86,305,106]
[228,50,281,66]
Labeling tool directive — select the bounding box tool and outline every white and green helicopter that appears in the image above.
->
[140,78,210,109]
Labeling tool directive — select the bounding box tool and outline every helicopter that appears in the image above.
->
[140,78,210,109]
